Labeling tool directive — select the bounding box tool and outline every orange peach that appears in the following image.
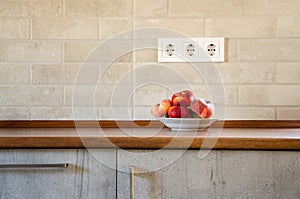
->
[159,99,172,112]
[150,103,166,118]
[150,99,172,118]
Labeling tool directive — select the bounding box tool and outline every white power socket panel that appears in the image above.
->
[158,37,225,62]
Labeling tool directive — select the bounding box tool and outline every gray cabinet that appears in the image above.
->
[0,149,116,199]
[117,150,300,199]
[1,149,300,199]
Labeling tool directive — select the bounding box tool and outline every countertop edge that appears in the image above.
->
[0,120,299,128]
[0,128,299,150]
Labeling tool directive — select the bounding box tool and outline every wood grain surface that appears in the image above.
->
[0,128,299,150]
[0,120,299,128]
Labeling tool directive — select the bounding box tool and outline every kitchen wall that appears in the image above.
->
[0,0,299,120]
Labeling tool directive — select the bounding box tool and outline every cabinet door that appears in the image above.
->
[0,149,116,199]
[117,150,300,199]
[216,150,300,199]
[117,150,218,199]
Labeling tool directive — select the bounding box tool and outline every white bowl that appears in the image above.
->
[159,118,217,131]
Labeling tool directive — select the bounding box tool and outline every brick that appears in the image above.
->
[239,39,300,61]
[65,0,132,17]
[0,17,29,39]
[239,85,300,105]
[32,18,98,39]
[0,86,62,106]
[135,0,168,17]
[0,42,62,63]
[0,64,29,84]
[206,17,276,38]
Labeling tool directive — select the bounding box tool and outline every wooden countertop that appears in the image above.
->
[0,127,299,150]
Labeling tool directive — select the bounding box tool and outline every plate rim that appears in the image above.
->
[158,118,218,131]
[158,118,218,122]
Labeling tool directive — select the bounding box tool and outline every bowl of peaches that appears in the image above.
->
[150,90,217,131]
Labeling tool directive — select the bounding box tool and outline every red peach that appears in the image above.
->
[172,96,191,107]
[171,90,195,107]
[190,99,206,116]
[190,99,215,118]
[168,106,190,118]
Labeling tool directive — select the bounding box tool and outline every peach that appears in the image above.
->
[150,104,166,117]
[168,106,190,118]
[190,99,215,118]
[201,100,215,118]
[159,99,172,112]
[150,99,172,118]
[171,90,195,107]
[198,106,213,118]
[190,99,205,115]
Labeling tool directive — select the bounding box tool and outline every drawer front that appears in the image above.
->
[0,149,116,199]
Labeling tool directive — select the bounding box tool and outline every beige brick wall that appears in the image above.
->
[0,0,299,120]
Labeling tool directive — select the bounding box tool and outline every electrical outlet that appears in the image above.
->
[163,43,176,57]
[158,39,182,62]
[184,43,198,57]
[158,37,225,62]
[206,43,217,57]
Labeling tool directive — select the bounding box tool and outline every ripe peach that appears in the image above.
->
[199,106,213,118]
[159,99,172,112]
[168,106,190,118]
[190,99,205,116]
[150,103,166,118]
[150,99,172,118]
[171,90,195,107]
[190,99,215,118]
[202,100,215,118]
